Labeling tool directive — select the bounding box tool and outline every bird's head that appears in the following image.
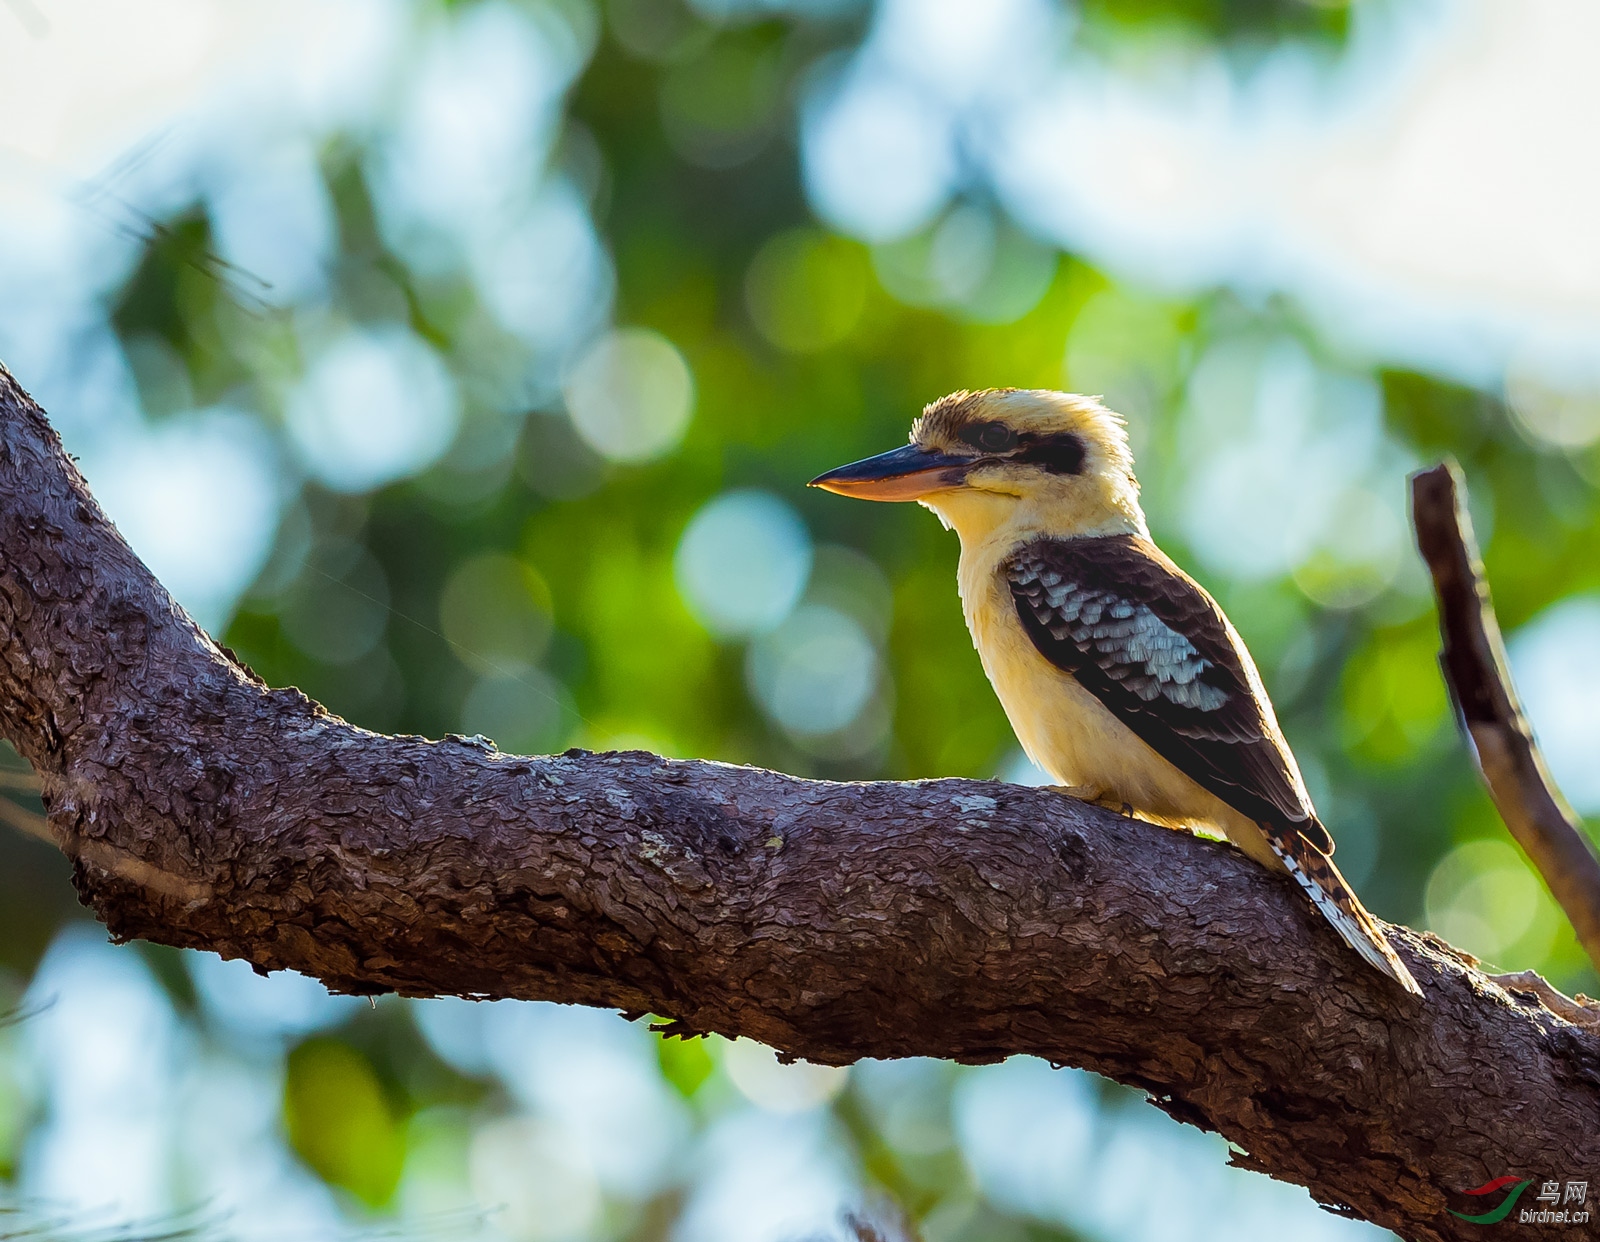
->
[810,389,1147,544]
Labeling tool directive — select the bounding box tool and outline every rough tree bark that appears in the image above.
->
[1,365,1597,1242]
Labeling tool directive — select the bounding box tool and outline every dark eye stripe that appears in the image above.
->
[1015,432,1085,475]
[955,422,1085,474]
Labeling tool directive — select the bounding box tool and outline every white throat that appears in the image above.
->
[919,482,1148,558]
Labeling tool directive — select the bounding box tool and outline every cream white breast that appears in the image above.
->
[925,484,1279,868]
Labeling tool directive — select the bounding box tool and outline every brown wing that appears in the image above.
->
[1006,534,1331,851]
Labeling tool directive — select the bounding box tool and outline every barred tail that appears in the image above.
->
[1266,824,1423,996]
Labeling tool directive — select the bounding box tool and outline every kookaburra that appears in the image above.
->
[811,387,1420,995]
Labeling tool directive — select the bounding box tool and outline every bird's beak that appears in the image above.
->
[808,444,970,502]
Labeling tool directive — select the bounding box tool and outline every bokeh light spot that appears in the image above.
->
[367,0,582,266]
[853,1059,956,1158]
[563,327,694,462]
[20,929,178,1221]
[473,182,613,352]
[283,537,392,665]
[478,1003,690,1201]
[674,1108,856,1242]
[286,325,462,493]
[469,1115,600,1239]
[189,953,362,1042]
[281,541,391,666]
[804,543,894,643]
[1290,485,1405,610]
[745,229,869,353]
[460,668,575,756]
[1178,337,1401,593]
[1507,359,1600,451]
[1001,749,1053,786]
[1425,838,1561,969]
[607,0,708,62]
[207,138,335,306]
[722,1039,848,1113]
[518,410,607,500]
[86,409,282,634]
[928,205,995,302]
[1063,286,1184,424]
[1509,593,1600,814]
[438,552,554,675]
[659,38,783,169]
[746,603,879,737]
[802,64,956,242]
[873,205,1056,324]
[675,490,813,638]
[953,1058,1096,1225]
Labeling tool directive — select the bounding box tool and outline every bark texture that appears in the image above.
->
[1,366,1598,1242]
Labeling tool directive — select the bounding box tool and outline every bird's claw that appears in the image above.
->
[1047,784,1134,816]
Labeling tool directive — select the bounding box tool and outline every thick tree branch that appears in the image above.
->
[1412,462,1600,975]
[1,366,1598,1241]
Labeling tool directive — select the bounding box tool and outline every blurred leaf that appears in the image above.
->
[656,1029,715,1097]
[659,27,786,168]
[746,229,871,353]
[1339,624,1451,768]
[1081,0,1350,44]
[284,1037,407,1208]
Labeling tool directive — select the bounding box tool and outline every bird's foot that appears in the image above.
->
[1047,784,1135,817]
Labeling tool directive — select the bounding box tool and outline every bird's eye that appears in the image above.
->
[962,421,1017,453]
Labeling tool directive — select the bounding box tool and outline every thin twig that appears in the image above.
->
[1411,461,1600,974]
[0,996,55,1029]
